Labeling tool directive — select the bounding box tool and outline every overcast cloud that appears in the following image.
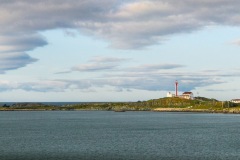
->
[1,54,238,93]
[0,72,226,93]
[0,0,240,101]
[0,0,240,72]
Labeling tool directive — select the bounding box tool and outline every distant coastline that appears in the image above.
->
[1,97,240,114]
[153,108,240,114]
[1,107,240,114]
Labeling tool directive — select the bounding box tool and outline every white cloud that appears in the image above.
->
[52,54,240,92]
[72,63,118,72]
[231,39,240,46]
[59,56,127,73]
[0,0,240,72]
[126,64,185,72]
[2,65,236,93]
[0,75,223,93]
[89,56,129,63]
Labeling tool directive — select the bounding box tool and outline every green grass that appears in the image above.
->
[0,97,239,112]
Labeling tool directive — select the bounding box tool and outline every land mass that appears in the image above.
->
[1,97,240,113]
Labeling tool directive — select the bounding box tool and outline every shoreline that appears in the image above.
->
[153,108,240,114]
[1,108,240,114]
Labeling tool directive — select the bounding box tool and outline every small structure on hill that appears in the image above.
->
[167,80,178,98]
[167,92,176,98]
[166,81,194,100]
[179,92,194,100]
[231,99,240,103]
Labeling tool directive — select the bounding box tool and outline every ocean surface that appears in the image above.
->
[0,111,240,160]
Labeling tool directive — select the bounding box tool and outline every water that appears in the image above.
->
[0,111,240,160]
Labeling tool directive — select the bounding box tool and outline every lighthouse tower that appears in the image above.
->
[175,80,178,97]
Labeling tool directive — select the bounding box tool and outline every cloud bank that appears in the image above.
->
[0,73,226,93]
[1,0,240,72]
[2,54,239,93]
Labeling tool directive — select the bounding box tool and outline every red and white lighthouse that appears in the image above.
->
[175,80,178,96]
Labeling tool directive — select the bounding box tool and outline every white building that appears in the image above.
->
[167,92,175,98]
[181,92,194,100]
[166,91,194,100]
[231,99,240,103]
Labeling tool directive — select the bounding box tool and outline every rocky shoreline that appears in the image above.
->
[1,101,240,114]
[153,108,240,114]
[2,107,240,114]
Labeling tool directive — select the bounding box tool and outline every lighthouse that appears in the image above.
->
[166,80,180,98]
[175,80,178,96]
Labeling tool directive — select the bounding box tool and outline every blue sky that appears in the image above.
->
[0,0,240,102]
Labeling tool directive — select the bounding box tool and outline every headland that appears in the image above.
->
[1,97,240,113]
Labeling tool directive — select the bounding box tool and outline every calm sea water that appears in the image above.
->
[0,111,240,160]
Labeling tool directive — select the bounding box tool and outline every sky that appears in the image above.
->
[0,0,240,102]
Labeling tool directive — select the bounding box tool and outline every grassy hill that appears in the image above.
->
[1,97,239,112]
[62,97,237,111]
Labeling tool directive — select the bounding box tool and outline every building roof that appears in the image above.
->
[182,92,192,95]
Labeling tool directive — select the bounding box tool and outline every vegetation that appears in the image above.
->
[1,97,240,113]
